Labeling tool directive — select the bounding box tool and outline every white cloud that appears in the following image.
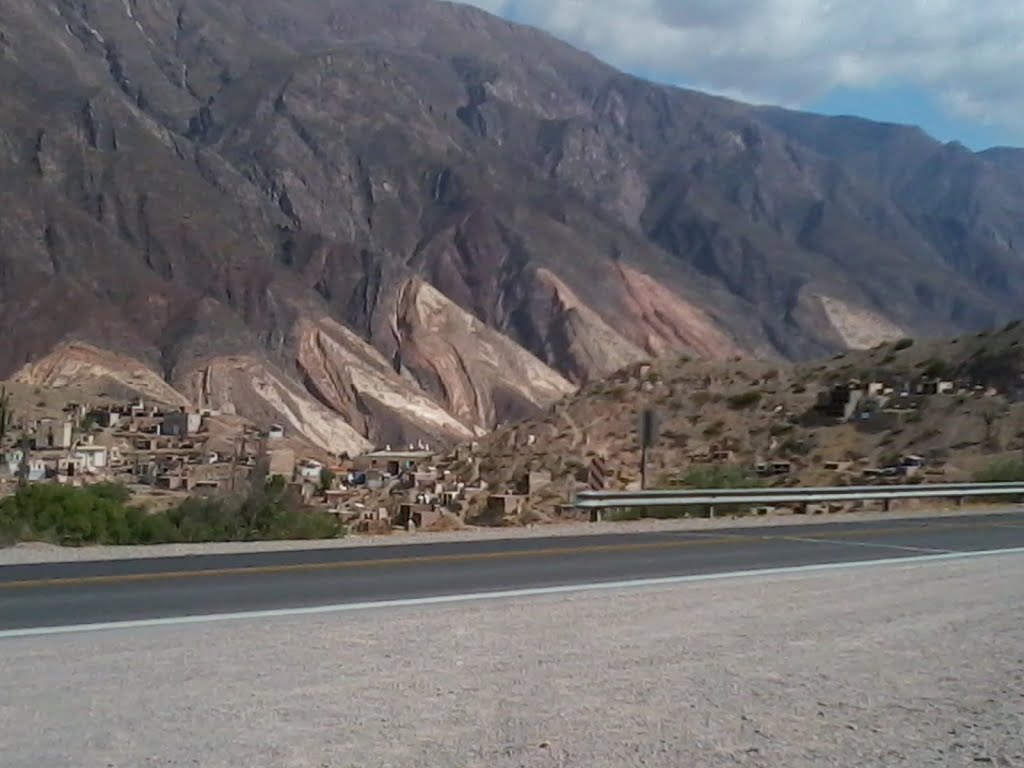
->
[460,0,1024,142]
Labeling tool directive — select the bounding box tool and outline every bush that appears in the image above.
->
[691,391,722,406]
[726,391,763,410]
[780,436,815,456]
[893,338,915,351]
[920,357,951,379]
[676,465,764,489]
[318,468,336,493]
[611,466,762,522]
[973,459,1024,483]
[0,479,345,547]
[0,484,168,546]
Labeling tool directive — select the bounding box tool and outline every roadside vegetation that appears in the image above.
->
[973,459,1024,483]
[0,478,344,547]
[611,465,764,521]
[673,465,765,490]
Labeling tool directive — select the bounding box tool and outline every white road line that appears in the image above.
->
[1,547,1022,641]
[773,535,953,554]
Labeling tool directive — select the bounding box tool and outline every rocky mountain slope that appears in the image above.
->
[1,0,1022,451]
[453,323,1024,521]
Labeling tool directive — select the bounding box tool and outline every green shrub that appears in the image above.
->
[893,338,915,351]
[676,465,764,489]
[611,465,762,522]
[0,484,168,546]
[318,468,336,493]
[920,358,951,379]
[974,459,1024,483]
[0,479,344,547]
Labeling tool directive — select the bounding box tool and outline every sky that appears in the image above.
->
[462,0,1024,150]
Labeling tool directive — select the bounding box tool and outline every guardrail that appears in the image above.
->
[574,482,1024,518]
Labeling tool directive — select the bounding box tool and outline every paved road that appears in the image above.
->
[2,512,1024,633]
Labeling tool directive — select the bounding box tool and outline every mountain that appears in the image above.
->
[1,0,1022,452]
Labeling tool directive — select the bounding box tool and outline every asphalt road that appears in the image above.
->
[2,511,1024,633]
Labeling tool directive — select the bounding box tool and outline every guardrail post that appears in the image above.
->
[574,482,1024,521]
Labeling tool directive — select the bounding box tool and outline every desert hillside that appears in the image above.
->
[444,323,1024,521]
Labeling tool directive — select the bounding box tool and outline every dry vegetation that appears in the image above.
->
[453,322,1024,519]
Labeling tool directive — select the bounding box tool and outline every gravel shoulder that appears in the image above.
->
[1,502,1020,565]
[2,552,1022,767]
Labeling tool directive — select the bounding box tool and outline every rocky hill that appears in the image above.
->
[2,0,1023,451]
[451,323,1024,520]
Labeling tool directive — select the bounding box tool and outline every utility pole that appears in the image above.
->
[639,409,658,490]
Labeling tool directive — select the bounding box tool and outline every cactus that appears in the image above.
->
[17,436,30,488]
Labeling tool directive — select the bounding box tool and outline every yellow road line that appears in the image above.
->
[0,519,1014,591]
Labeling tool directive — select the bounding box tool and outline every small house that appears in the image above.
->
[824,460,853,472]
[162,410,203,437]
[0,450,46,482]
[352,449,434,476]
[72,445,109,472]
[267,447,296,479]
[48,420,74,450]
[395,503,441,530]
[486,494,525,518]
[297,459,325,482]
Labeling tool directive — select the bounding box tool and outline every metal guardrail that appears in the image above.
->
[574,482,1024,511]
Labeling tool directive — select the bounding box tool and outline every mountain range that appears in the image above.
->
[1,0,1022,452]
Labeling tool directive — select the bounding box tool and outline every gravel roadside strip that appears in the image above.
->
[2,553,1022,767]
[1,503,1020,565]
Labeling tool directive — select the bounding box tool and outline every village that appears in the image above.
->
[0,362,1019,532]
[669,366,1014,482]
[0,393,541,532]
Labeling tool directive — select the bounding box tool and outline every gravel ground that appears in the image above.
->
[2,503,1019,565]
[2,553,1022,767]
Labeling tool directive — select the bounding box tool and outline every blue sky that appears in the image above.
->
[464,0,1024,151]
[806,86,1007,150]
